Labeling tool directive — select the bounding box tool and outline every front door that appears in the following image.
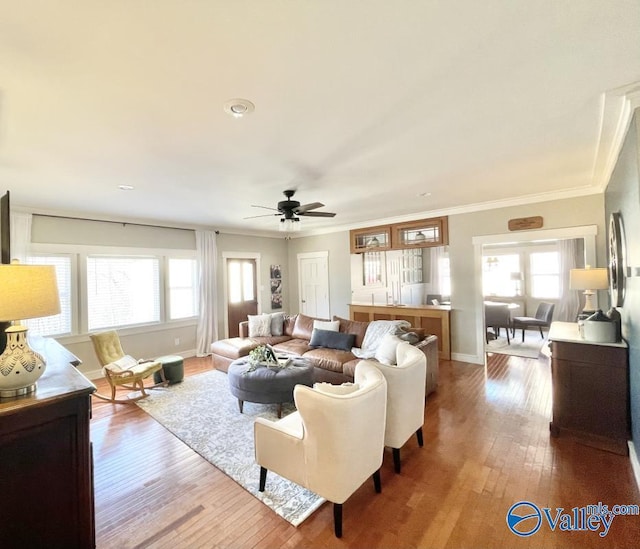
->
[298,253,330,319]
[227,258,258,337]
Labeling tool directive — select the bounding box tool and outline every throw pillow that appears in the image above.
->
[313,382,360,396]
[375,333,404,366]
[270,312,286,336]
[313,319,340,332]
[309,328,356,351]
[248,314,271,338]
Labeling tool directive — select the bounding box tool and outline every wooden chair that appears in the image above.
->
[90,330,166,403]
[511,302,555,342]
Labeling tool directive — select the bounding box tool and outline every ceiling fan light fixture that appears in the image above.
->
[279,217,301,232]
[223,98,255,118]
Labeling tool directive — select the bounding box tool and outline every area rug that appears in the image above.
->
[485,331,548,359]
[135,369,325,526]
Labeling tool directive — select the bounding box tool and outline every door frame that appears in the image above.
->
[297,251,330,318]
[472,225,598,363]
[222,251,262,338]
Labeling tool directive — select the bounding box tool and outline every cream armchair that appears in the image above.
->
[254,361,387,538]
[366,341,426,473]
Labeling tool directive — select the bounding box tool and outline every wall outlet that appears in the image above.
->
[174,338,180,346]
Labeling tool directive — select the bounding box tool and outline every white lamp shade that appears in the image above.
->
[569,267,609,291]
[0,264,61,322]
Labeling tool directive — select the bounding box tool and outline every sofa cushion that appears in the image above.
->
[342,358,360,379]
[273,338,312,356]
[333,316,369,349]
[283,314,297,337]
[303,348,356,373]
[270,312,286,336]
[309,328,356,351]
[248,314,272,337]
[291,313,318,340]
[247,335,292,346]
[210,337,258,360]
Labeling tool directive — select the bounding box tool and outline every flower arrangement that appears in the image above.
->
[244,345,283,374]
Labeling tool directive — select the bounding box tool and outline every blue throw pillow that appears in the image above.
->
[309,328,356,351]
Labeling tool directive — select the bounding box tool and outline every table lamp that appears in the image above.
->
[0,263,61,397]
[569,266,609,314]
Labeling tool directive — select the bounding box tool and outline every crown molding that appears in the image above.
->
[592,81,640,192]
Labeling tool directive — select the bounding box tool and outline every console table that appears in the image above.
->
[548,321,629,455]
[0,337,96,548]
[349,303,451,360]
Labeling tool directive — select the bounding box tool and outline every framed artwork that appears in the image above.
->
[608,212,627,307]
[270,265,282,309]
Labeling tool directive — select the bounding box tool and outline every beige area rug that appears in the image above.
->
[135,370,325,526]
[485,330,549,359]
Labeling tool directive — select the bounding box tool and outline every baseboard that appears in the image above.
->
[629,441,640,494]
[451,352,484,365]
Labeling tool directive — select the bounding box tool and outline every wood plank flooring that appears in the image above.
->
[91,352,640,548]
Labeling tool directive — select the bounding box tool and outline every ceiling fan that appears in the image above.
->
[246,190,337,227]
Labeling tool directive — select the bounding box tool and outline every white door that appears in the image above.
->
[298,252,330,318]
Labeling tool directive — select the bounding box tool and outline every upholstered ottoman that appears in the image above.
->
[153,355,184,384]
[227,357,313,418]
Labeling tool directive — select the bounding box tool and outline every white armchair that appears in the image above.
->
[366,341,427,473]
[254,361,387,538]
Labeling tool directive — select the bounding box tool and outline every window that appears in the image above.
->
[363,251,384,286]
[228,259,255,303]
[482,254,520,297]
[24,254,73,336]
[87,256,160,330]
[168,258,198,319]
[530,251,560,298]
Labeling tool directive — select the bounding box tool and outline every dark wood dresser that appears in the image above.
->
[0,337,96,548]
[548,321,629,455]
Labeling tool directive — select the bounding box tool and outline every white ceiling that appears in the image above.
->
[1,1,640,237]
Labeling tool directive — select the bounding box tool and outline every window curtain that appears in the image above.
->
[10,211,32,262]
[195,230,218,356]
[555,238,584,322]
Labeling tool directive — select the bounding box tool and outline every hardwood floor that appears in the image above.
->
[91,352,640,548]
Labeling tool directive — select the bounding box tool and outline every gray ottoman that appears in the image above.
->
[227,357,313,418]
[153,355,184,384]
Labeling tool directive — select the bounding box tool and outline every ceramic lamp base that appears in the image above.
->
[0,325,46,399]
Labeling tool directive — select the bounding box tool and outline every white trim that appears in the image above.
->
[221,252,262,338]
[629,441,640,495]
[451,352,483,365]
[471,225,598,245]
[592,82,640,192]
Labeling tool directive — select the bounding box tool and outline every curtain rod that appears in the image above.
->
[33,213,219,234]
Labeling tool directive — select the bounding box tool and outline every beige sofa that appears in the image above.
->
[210,313,439,394]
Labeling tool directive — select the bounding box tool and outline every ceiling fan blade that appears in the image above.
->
[243,213,283,219]
[294,202,324,213]
[298,211,336,218]
[250,204,280,211]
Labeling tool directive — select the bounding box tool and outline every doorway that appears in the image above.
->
[226,257,258,337]
[297,251,330,319]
